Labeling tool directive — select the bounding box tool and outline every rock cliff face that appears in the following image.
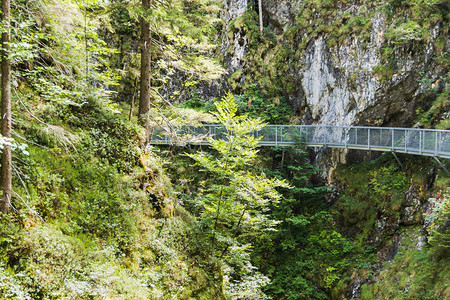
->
[222,0,249,73]
[222,0,447,128]
[262,0,303,32]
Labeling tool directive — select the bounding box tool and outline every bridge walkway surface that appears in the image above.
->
[149,125,450,160]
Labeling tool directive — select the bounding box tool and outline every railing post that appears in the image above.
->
[356,128,358,145]
[405,130,407,152]
[379,129,382,147]
[344,127,348,148]
[275,126,278,146]
[435,131,438,156]
[280,126,283,143]
[391,129,394,150]
[419,130,422,154]
[368,128,371,150]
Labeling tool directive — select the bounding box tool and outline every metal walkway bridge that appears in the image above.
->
[150,125,450,159]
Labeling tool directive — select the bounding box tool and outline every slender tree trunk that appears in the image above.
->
[1,0,12,214]
[128,77,138,121]
[84,7,88,80]
[139,0,152,143]
[219,203,249,259]
[258,0,263,36]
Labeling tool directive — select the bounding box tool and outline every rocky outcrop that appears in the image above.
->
[262,0,303,32]
[221,0,249,73]
[221,1,447,128]
[401,185,423,225]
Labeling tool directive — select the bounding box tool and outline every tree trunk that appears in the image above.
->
[258,0,263,36]
[139,0,152,143]
[1,0,12,214]
[128,77,138,121]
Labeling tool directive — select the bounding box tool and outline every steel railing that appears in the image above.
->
[149,125,450,159]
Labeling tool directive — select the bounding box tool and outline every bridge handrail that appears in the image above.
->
[149,124,450,159]
[179,124,447,132]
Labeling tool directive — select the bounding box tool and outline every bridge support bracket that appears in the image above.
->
[391,151,404,170]
[434,157,450,176]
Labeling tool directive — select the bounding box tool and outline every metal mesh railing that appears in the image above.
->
[149,125,450,159]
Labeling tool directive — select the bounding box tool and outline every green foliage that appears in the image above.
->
[5,0,450,298]
[0,220,149,298]
[3,140,222,298]
[234,85,292,124]
[5,0,226,291]
[226,9,296,104]
[427,191,450,257]
[415,72,450,129]
[187,92,289,296]
[12,0,121,110]
[0,263,31,299]
[360,229,449,299]
[11,146,136,249]
[369,166,408,208]
[0,210,223,299]
[248,140,362,299]
[329,156,450,298]
[385,20,427,44]
[71,96,142,171]
[376,0,449,81]
[264,209,360,298]
[333,157,411,238]
[101,0,224,104]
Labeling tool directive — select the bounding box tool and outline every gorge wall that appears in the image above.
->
[214,2,449,298]
[220,0,447,129]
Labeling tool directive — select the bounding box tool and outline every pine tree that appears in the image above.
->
[105,0,224,131]
[1,0,12,214]
[139,0,152,141]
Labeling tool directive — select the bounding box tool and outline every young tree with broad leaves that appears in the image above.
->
[188,92,290,296]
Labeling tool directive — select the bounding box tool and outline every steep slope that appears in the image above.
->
[0,0,225,298]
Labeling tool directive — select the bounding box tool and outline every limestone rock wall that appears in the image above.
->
[222,0,447,128]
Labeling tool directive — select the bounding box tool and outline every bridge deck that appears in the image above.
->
[149,125,450,159]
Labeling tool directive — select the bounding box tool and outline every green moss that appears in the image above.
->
[434,35,447,54]
[232,16,246,30]
[331,154,449,298]
[365,230,449,299]
[360,283,375,299]
[227,69,244,91]
[372,63,395,82]
[415,73,449,129]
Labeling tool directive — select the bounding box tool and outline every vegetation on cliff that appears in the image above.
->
[0,0,448,299]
